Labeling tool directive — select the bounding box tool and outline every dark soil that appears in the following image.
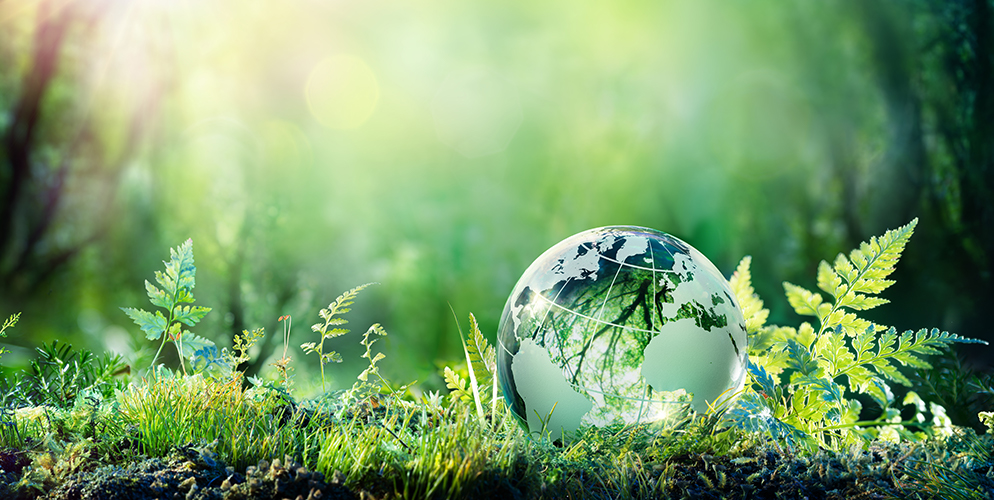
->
[2,445,356,500]
[1,438,991,499]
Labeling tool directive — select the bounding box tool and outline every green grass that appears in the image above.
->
[0,355,991,499]
[1,228,992,498]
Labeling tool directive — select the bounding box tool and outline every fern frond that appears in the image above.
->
[729,256,769,335]
[122,239,213,376]
[358,323,389,385]
[172,305,212,326]
[785,219,917,338]
[465,313,495,391]
[0,312,18,362]
[121,308,167,340]
[847,328,987,387]
[315,283,374,336]
[443,366,472,404]
[783,282,828,319]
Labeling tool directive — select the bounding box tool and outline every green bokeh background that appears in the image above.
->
[1,0,991,396]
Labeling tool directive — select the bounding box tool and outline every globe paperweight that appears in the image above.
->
[497,226,748,440]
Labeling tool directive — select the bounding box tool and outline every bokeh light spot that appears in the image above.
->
[305,55,380,129]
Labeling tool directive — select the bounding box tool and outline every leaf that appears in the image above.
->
[154,270,177,298]
[465,313,495,390]
[729,256,769,334]
[794,375,843,404]
[144,281,170,309]
[190,345,231,377]
[796,322,817,350]
[168,238,197,292]
[443,366,471,404]
[748,363,780,399]
[785,338,819,376]
[832,253,858,284]
[172,305,212,326]
[856,327,988,388]
[321,352,343,364]
[816,260,843,299]
[814,329,852,376]
[852,326,876,362]
[176,332,216,361]
[784,282,823,317]
[121,308,167,340]
[723,392,808,449]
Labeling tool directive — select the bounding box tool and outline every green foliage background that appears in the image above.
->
[0,0,991,393]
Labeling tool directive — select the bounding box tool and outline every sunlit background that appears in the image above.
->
[1,0,992,395]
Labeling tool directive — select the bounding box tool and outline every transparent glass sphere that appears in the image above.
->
[497,226,748,440]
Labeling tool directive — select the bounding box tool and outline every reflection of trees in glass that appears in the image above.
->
[519,243,725,409]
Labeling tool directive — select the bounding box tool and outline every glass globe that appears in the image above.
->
[497,226,748,440]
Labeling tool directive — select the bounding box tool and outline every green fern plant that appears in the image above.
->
[121,239,214,376]
[301,283,374,392]
[725,219,987,450]
[443,313,502,423]
[343,322,397,403]
[0,312,18,365]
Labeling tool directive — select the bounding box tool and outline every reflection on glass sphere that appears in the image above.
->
[497,226,748,441]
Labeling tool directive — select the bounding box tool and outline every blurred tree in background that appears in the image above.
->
[0,0,991,395]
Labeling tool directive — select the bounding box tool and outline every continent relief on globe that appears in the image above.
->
[498,227,748,442]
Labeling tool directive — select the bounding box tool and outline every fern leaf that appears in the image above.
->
[144,281,170,309]
[176,331,215,360]
[168,238,197,291]
[324,328,350,338]
[852,326,876,361]
[321,352,343,364]
[154,270,177,298]
[834,219,917,305]
[322,283,374,319]
[813,330,852,376]
[872,358,910,386]
[784,282,823,317]
[844,364,875,393]
[816,261,844,298]
[795,322,817,350]
[190,344,230,377]
[785,339,819,376]
[858,327,986,387]
[794,375,843,405]
[840,294,889,311]
[730,256,769,334]
[465,313,495,389]
[724,391,808,449]
[313,283,375,339]
[749,363,780,399]
[443,366,471,403]
[121,308,167,340]
[172,305,212,326]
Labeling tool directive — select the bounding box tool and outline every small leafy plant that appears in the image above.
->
[443,313,501,424]
[302,283,374,392]
[22,340,129,409]
[0,312,18,364]
[270,315,295,392]
[726,219,988,450]
[121,239,215,376]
